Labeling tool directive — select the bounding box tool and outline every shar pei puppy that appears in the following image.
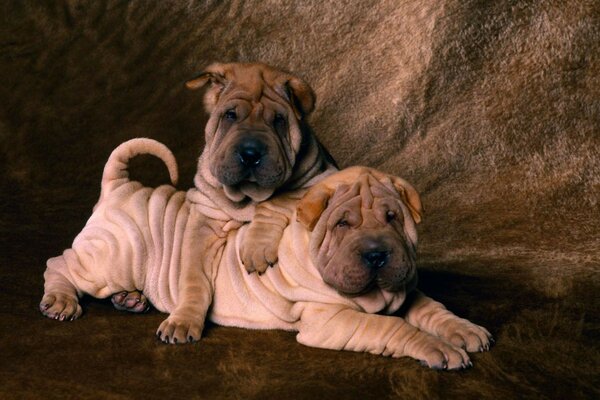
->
[185,62,336,275]
[40,140,491,369]
[41,62,336,343]
[208,166,493,370]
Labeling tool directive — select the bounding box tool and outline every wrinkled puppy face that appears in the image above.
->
[297,168,423,296]
[187,62,315,202]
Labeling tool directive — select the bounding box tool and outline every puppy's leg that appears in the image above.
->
[298,304,471,370]
[111,290,150,313]
[157,209,225,344]
[241,192,302,273]
[40,251,83,321]
[404,290,493,352]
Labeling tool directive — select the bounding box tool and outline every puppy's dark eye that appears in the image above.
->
[224,109,237,121]
[386,211,396,223]
[273,113,286,126]
[336,219,349,228]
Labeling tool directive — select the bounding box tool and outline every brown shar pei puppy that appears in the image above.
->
[187,62,333,206]
[40,62,336,344]
[185,62,336,275]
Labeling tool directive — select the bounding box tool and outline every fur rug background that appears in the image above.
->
[1,1,598,399]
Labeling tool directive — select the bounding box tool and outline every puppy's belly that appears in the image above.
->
[60,183,189,312]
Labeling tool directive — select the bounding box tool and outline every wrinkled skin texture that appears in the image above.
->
[313,179,417,295]
[39,139,184,323]
[299,169,421,295]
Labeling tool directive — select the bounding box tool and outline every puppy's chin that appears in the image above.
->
[335,278,408,298]
[375,278,406,293]
[335,280,377,298]
[223,183,274,203]
[326,266,414,297]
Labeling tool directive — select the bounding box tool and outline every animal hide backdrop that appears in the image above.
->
[1,1,598,399]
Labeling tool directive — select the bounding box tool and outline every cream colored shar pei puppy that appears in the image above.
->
[40,62,336,343]
[40,138,491,369]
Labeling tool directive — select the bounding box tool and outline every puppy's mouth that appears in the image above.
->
[217,160,287,187]
[217,161,285,202]
[334,265,413,298]
[223,182,274,202]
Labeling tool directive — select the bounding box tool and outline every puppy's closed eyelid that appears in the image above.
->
[336,219,349,227]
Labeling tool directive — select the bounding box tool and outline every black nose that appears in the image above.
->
[362,251,390,269]
[236,138,265,167]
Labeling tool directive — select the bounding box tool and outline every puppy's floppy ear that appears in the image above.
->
[185,63,228,113]
[297,185,333,231]
[283,77,316,120]
[185,68,227,90]
[388,176,423,224]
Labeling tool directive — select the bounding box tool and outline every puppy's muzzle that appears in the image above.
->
[358,236,413,291]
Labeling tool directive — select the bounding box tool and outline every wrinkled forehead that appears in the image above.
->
[328,174,399,211]
[220,66,288,105]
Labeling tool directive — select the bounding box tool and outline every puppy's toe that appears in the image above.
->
[444,346,471,370]
[419,349,448,370]
[461,326,492,353]
[447,333,467,350]
[264,247,278,269]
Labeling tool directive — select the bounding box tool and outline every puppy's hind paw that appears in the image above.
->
[111,290,150,313]
[40,293,82,321]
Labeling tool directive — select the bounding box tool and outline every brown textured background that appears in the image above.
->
[1,1,599,399]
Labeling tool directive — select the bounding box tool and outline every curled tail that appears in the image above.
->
[96,138,178,206]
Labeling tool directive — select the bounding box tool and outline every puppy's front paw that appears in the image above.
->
[156,316,203,344]
[39,293,82,321]
[111,290,150,313]
[438,318,493,353]
[403,331,471,370]
[417,337,472,370]
[240,223,281,274]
